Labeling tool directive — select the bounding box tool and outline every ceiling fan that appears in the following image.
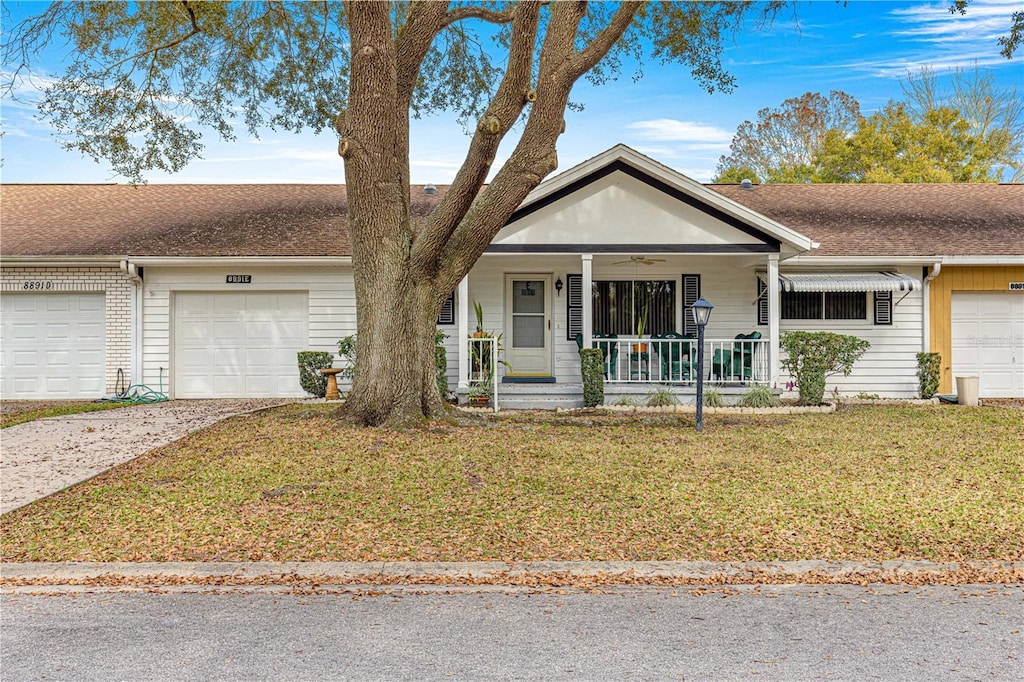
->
[611,255,667,266]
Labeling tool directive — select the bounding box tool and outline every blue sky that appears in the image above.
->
[2,0,1022,184]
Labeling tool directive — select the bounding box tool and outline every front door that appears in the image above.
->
[505,275,551,376]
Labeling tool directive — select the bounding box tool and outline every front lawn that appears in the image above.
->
[2,404,1021,563]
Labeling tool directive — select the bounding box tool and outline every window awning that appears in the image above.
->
[777,272,920,293]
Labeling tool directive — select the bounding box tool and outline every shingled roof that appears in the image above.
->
[710,182,1024,257]
[2,181,1021,259]
[0,184,446,258]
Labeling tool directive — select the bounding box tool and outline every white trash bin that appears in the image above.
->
[956,376,980,406]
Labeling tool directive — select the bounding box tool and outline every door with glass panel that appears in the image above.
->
[504,275,551,376]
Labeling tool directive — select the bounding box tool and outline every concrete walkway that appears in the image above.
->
[0,399,291,515]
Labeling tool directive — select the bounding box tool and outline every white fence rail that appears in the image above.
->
[595,337,769,385]
[467,336,498,412]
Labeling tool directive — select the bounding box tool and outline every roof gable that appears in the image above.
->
[491,145,814,256]
[492,164,777,253]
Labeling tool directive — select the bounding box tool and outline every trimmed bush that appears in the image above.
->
[780,331,870,406]
[916,352,941,399]
[580,347,605,407]
[297,351,334,397]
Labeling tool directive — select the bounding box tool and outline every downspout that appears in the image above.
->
[922,262,941,353]
[121,259,144,387]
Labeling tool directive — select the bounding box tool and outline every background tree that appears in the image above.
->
[815,102,1001,183]
[901,65,1023,181]
[2,1,790,426]
[713,90,861,183]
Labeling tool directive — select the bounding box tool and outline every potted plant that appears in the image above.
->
[633,289,651,354]
[468,300,511,382]
[466,380,492,407]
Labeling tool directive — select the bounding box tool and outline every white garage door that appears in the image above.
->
[0,293,106,399]
[174,292,308,398]
[951,292,1024,398]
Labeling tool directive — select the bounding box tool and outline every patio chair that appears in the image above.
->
[713,332,762,381]
[591,332,620,380]
[732,331,762,381]
[651,332,697,382]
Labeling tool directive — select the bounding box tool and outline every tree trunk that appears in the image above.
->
[342,264,447,427]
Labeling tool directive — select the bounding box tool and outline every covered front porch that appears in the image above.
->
[451,250,784,408]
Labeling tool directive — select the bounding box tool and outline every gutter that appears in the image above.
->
[922,262,942,353]
[121,260,145,387]
[127,256,353,267]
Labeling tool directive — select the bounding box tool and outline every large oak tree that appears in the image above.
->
[3,1,1016,425]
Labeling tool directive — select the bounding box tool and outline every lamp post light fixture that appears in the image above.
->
[692,297,713,432]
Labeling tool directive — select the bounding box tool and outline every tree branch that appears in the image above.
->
[99,1,202,78]
[567,1,642,79]
[409,2,540,278]
[441,5,516,28]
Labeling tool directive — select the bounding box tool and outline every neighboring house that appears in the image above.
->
[2,145,1021,405]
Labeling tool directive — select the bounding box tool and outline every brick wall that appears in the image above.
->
[1,266,134,394]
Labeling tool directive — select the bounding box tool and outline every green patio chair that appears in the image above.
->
[651,332,697,382]
[731,331,762,381]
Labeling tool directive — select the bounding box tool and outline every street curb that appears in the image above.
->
[3,560,1022,586]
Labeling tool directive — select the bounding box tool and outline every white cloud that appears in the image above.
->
[625,119,733,145]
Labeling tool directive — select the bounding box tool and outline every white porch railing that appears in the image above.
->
[467,336,498,412]
[597,337,770,385]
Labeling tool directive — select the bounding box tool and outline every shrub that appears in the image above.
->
[337,335,357,381]
[646,387,679,407]
[579,347,605,407]
[916,352,941,399]
[780,331,870,406]
[702,387,724,407]
[737,384,782,408]
[297,351,334,397]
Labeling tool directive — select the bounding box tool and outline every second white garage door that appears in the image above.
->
[174,292,309,398]
[951,291,1024,398]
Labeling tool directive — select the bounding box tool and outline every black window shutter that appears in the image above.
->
[566,274,583,340]
[681,274,701,335]
[757,277,769,326]
[436,291,455,325]
[874,291,892,325]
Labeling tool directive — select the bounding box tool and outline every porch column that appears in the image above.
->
[457,276,470,389]
[582,254,593,348]
[767,253,780,387]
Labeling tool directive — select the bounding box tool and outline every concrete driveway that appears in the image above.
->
[0,399,292,515]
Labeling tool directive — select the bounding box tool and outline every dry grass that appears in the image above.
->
[2,404,1021,563]
[1,401,135,429]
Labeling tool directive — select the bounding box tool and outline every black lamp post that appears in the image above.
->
[692,298,713,432]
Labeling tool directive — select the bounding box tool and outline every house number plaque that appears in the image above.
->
[1010,282,1023,291]
[226,275,252,284]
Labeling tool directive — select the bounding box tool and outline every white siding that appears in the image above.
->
[776,267,924,399]
[141,266,354,397]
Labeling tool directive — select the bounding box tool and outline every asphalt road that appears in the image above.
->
[2,585,1021,681]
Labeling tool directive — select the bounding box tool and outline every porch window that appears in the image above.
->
[781,291,867,320]
[592,280,676,335]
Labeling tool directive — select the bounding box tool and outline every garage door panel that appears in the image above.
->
[174,292,308,398]
[951,292,1023,398]
[1,293,106,400]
